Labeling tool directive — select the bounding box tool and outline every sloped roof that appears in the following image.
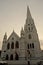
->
[7,30,20,41]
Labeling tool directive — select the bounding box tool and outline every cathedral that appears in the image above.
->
[1,6,42,65]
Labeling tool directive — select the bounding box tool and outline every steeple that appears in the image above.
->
[27,6,31,19]
[26,6,33,25]
[24,6,36,33]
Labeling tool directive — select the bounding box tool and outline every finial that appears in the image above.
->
[3,32,7,40]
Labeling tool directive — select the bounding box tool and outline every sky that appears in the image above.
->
[0,0,43,50]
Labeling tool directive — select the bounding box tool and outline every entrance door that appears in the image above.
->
[28,61,30,65]
[10,54,13,60]
[15,53,19,60]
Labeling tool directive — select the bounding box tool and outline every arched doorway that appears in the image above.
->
[15,52,19,60]
[10,54,13,60]
[28,61,30,65]
[6,54,9,60]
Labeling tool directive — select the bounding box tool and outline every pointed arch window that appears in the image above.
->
[28,27,30,31]
[7,43,10,49]
[30,44,31,48]
[32,43,34,48]
[15,41,19,48]
[28,34,31,39]
[28,44,29,49]
[11,42,14,49]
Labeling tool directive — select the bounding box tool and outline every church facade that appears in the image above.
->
[1,6,42,65]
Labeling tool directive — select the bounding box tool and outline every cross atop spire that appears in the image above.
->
[27,6,31,19]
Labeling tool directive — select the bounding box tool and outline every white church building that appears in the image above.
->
[1,6,42,65]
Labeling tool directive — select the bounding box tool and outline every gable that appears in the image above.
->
[7,31,20,42]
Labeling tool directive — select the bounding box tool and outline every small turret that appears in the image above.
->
[21,27,24,38]
[3,32,7,43]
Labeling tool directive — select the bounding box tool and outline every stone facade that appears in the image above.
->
[1,6,41,65]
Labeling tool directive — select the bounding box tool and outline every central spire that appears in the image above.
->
[27,6,31,19]
[24,6,34,32]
